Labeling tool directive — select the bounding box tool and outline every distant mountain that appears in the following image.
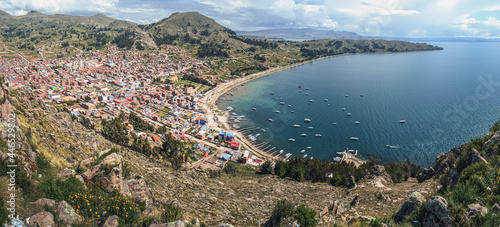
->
[374,36,500,42]
[236,28,372,41]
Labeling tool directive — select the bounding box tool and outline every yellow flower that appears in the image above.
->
[90,209,92,212]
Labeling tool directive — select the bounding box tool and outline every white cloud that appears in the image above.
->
[483,5,500,11]
[458,14,500,38]
[0,0,119,15]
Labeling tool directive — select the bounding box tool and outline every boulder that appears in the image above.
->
[99,215,119,227]
[348,176,357,189]
[482,131,500,150]
[350,194,360,207]
[216,224,234,227]
[174,220,185,227]
[82,163,102,182]
[417,167,435,183]
[30,198,56,209]
[56,200,82,225]
[30,211,55,227]
[394,192,426,222]
[471,149,488,165]
[467,203,488,218]
[123,177,151,207]
[371,165,393,184]
[423,196,454,227]
[57,168,75,178]
[102,153,122,167]
[493,203,500,212]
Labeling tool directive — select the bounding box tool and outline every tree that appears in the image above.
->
[294,204,318,227]
[260,161,272,174]
[156,126,167,134]
[102,117,129,146]
[274,160,287,178]
[264,199,295,227]
[84,96,91,102]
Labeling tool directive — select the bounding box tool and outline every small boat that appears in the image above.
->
[234,119,240,123]
[303,154,308,158]
[342,108,346,111]
[300,150,305,153]
[333,157,342,162]
[327,104,330,106]
[306,146,312,150]
[399,120,406,123]
[309,100,314,102]
[261,129,266,132]
[279,150,284,154]
[275,110,281,113]
[309,157,313,160]
[285,153,292,157]
[360,94,364,97]
[288,104,291,107]
[307,127,313,130]
[332,123,337,125]
[304,118,311,122]
[271,92,274,95]
[226,106,233,110]
[324,99,328,102]
[300,133,307,137]
[288,138,296,142]
[252,107,256,111]
[386,145,391,148]
[306,88,309,90]
[305,93,309,95]
[315,134,322,137]
[291,111,295,113]
[354,121,360,124]
[350,137,359,141]
[293,124,301,128]
[345,94,349,97]
[255,133,261,137]
[299,90,302,92]
[280,102,285,105]
[268,118,273,122]
[298,85,302,88]
[347,113,352,116]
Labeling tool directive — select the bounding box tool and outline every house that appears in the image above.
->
[220,153,231,161]
[230,141,241,150]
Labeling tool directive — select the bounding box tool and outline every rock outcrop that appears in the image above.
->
[30,211,55,227]
[417,167,435,183]
[350,194,360,207]
[56,200,82,225]
[30,198,56,209]
[99,215,119,227]
[394,192,426,222]
[423,196,454,227]
[466,203,488,218]
[348,176,357,189]
[371,165,393,184]
[482,131,500,150]
[471,149,487,165]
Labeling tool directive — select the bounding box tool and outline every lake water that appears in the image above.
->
[217,42,500,167]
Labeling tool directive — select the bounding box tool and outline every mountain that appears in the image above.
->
[237,28,371,40]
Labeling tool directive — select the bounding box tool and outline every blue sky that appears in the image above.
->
[1,0,500,38]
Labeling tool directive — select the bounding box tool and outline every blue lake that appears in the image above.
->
[217,42,500,167]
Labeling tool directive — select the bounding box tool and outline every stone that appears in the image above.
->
[350,194,360,207]
[174,220,185,227]
[423,196,454,227]
[57,168,75,178]
[102,153,122,167]
[467,203,488,218]
[482,131,500,151]
[348,176,357,189]
[406,177,418,183]
[82,164,101,182]
[99,215,119,227]
[471,149,488,165]
[417,167,435,183]
[57,200,82,225]
[30,211,55,227]
[394,192,426,222]
[30,198,56,209]
[75,175,85,184]
[493,203,500,212]
[371,165,393,183]
[194,218,200,227]
[79,157,96,169]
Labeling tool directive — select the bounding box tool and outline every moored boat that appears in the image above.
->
[293,124,301,128]
[288,138,296,142]
[304,118,311,122]
[300,133,307,137]
[315,134,322,137]
[350,137,359,141]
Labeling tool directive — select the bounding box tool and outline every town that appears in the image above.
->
[1,45,274,172]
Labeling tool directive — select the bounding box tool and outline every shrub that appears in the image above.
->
[161,204,183,222]
[294,204,317,227]
[39,177,85,202]
[0,196,8,226]
[36,155,52,177]
[259,161,272,174]
[264,199,295,227]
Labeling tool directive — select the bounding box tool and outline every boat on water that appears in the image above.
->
[360,94,364,97]
[304,118,311,122]
[288,138,296,142]
[300,133,307,137]
[309,100,314,102]
[279,150,284,154]
[299,90,302,92]
[255,133,261,137]
[327,104,330,106]
[268,118,273,122]
[307,127,313,130]
[345,94,349,97]
[306,88,309,90]
[293,124,301,128]
[291,110,295,113]
[399,120,406,123]
[285,153,292,157]
[332,123,337,125]
[305,93,309,95]
[261,129,266,132]
[347,113,352,116]
[315,134,322,137]
[342,108,346,111]
[303,154,308,158]
[354,121,360,124]
[252,107,256,111]
[306,146,312,149]
[324,99,328,102]
[271,92,274,95]
[300,150,305,153]
[275,110,281,113]
[234,119,240,123]
[280,102,285,105]
[298,85,302,88]
[386,145,391,148]
[232,113,238,116]
[309,157,313,160]
[226,106,233,110]
[333,157,342,162]
[350,137,359,141]
[288,104,292,107]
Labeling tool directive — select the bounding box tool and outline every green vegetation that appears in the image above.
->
[101,117,129,146]
[161,204,183,222]
[264,199,317,227]
[0,196,8,226]
[129,112,154,132]
[385,160,423,183]
[39,177,85,202]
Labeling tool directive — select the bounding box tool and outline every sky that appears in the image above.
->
[1,0,500,38]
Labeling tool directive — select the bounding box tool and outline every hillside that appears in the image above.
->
[237,28,371,40]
